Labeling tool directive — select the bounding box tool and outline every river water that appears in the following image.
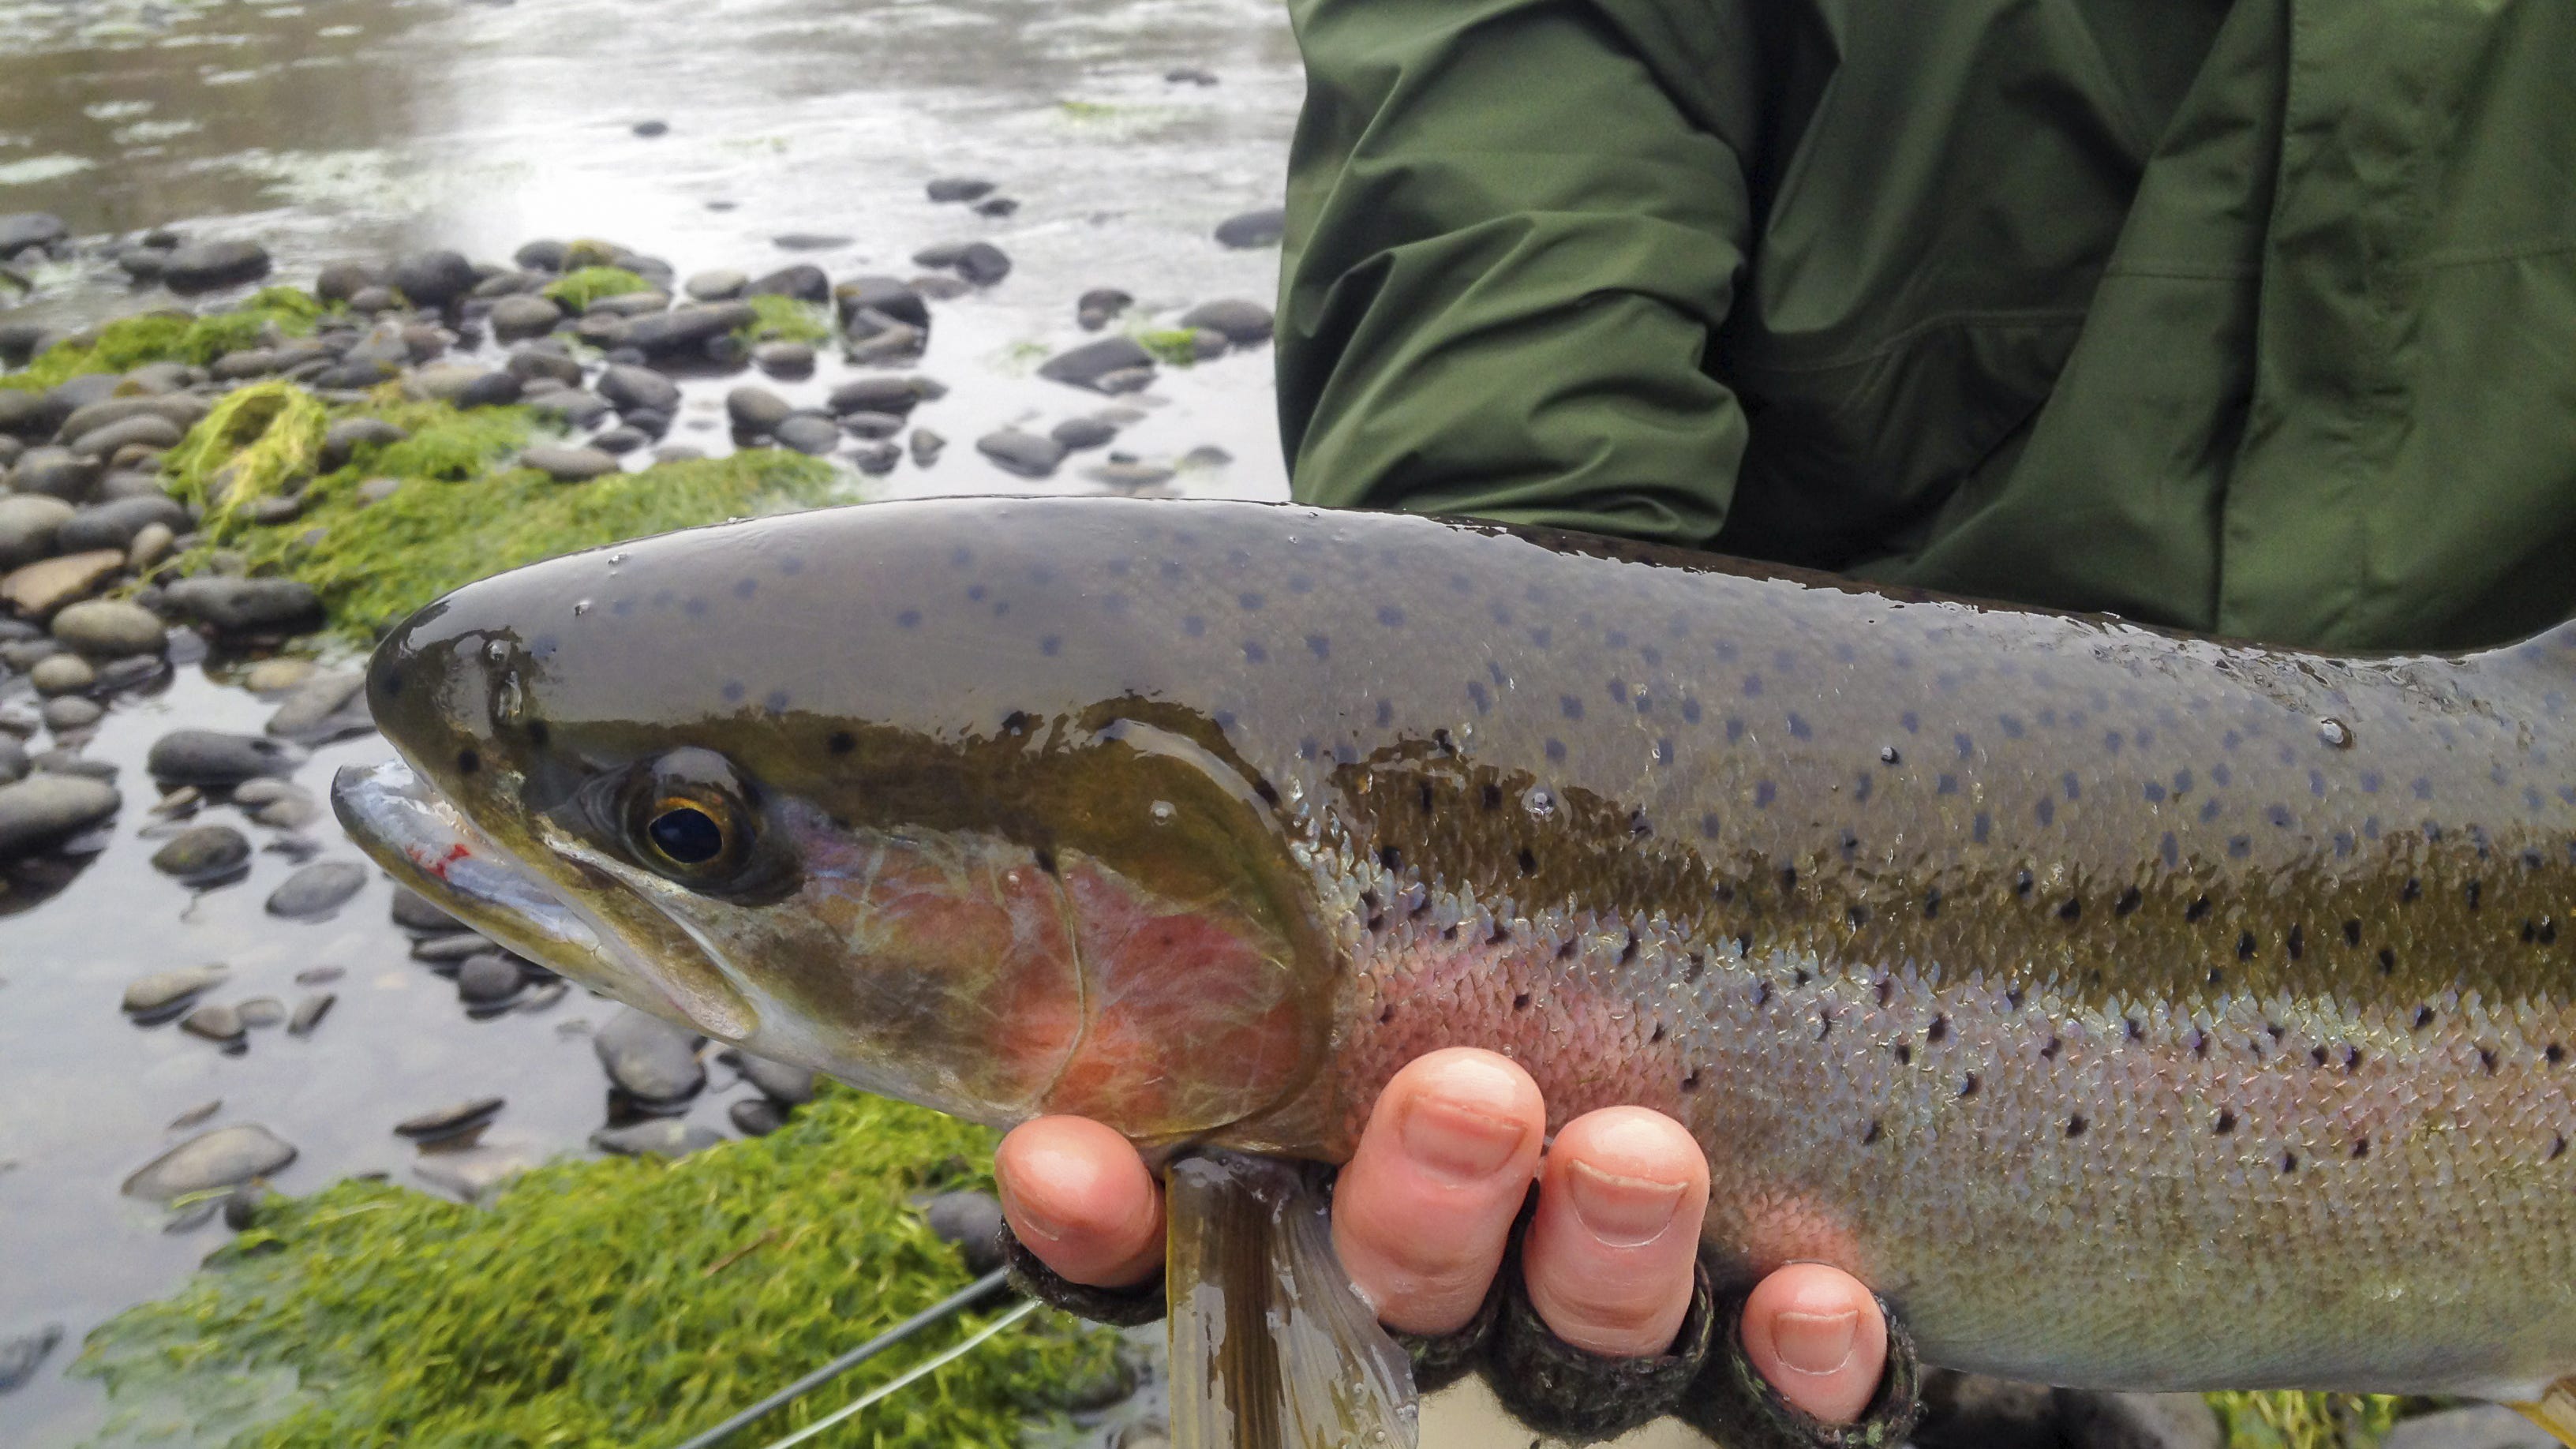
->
[0,0,1302,1440]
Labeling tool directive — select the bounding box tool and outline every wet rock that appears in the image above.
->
[747,264,830,303]
[95,653,166,695]
[0,773,120,857]
[209,349,276,381]
[843,410,904,440]
[2050,1393,2222,1449]
[1050,416,1118,451]
[505,344,583,388]
[266,859,368,919]
[69,414,184,459]
[148,729,301,784]
[161,240,272,293]
[832,276,929,331]
[391,249,478,309]
[772,233,851,253]
[236,779,320,829]
[169,1099,222,1129]
[61,393,209,441]
[390,884,459,930]
[152,823,253,882]
[597,364,680,415]
[312,261,380,303]
[825,375,923,417]
[519,979,568,1013]
[33,748,114,781]
[314,417,410,475]
[849,440,900,474]
[6,449,109,511]
[0,496,73,571]
[610,302,757,357]
[729,1097,784,1136]
[1179,298,1275,344]
[514,239,569,272]
[737,1054,815,1105]
[0,1323,63,1394]
[976,429,1066,478]
[923,1189,1007,1273]
[591,1118,724,1158]
[595,1006,705,1102]
[487,294,562,341]
[182,1002,245,1044]
[909,429,945,466]
[2379,1405,2556,1449]
[122,964,228,1017]
[686,269,748,301]
[29,654,94,696]
[236,996,286,1028]
[1076,287,1133,331]
[41,695,102,732]
[525,390,614,429]
[55,497,189,556]
[411,933,490,968]
[521,444,620,482]
[263,670,366,740]
[1038,336,1156,392]
[0,544,122,619]
[1181,444,1234,468]
[0,737,25,785]
[157,576,324,635]
[1213,206,1286,249]
[50,598,166,656]
[455,370,526,410]
[286,991,335,1035]
[0,391,65,442]
[726,387,793,435]
[953,242,1011,286]
[771,414,841,456]
[752,341,814,377]
[122,1124,296,1200]
[1915,1371,2061,1449]
[972,196,1018,218]
[1166,64,1219,84]
[414,1136,545,1201]
[457,952,525,1003]
[0,212,66,260]
[395,1096,505,1143]
[585,425,642,456]
[925,177,995,203]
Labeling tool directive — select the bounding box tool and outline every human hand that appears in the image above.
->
[994,1046,1889,1423]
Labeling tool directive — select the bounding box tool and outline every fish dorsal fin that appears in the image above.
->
[1164,1151,1417,1449]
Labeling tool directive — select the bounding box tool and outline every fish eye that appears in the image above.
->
[620,749,759,882]
[647,802,727,865]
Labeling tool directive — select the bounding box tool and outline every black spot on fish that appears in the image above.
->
[455,748,479,775]
[1649,1023,1665,1044]
[684,597,709,618]
[2114,886,2142,917]
[2014,869,2034,897]
[1039,635,1061,657]
[1302,635,1330,661]
[2057,896,2080,923]
[1894,1044,1911,1065]
[1682,1069,1702,1091]
[2267,804,2294,829]
[2144,782,2167,803]
[2227,835,2251,858]
[1417,782,1434,814]
[2286,923,2305,960]
[1379,1004,1395,1024]
[721,681,747,704]
[2280,1151,2298,1174]
[2467,880,2484,910]
[1928,1014,1949,1043]
[1032,846,1058,876]
[2353,1137,2369,1159]
[1183,615,1205,637]
[1683,698,1702,724]
[1956,732,1975,760]
[2238,930,2256,960]
[1378,605,1405,627]
[526,720,550,747]
[2413,777,2434,799]
[733,578,758,601]
[1788,713,1812,739]
[1900,710,1919,734]
[1376,699,1395,728]
[2042,1036,2062,1059]
[1999,714,2024,739]
[2066,1114,2088,1137]
[1546,739,1567,763]
[2402,877,2421,904]
[1755,780,1776,807]
[2037,798,2055,826]
[2482,1047,2499,1074]
[1972,811,1990,843]
[1960,1072,1979,1098]
[2005,987,2024,1009]
[1518,848,1537,876]
[2414,1006,2436,1030]
[1243,640,1267,664]
[1560,695,1585,721]
[2310,1046,2328,1068]
[763,690,790,714]
[828,731,856,754]
[1743,674,1764,697]
[1923,888,1942,919]
[896,609,921,629]
[2215,1110,2237,1134]
[1863,1120,1881,1144]
[1938,774,1959,796]
[1377,845,1402,872]
[1529,627,1552,648]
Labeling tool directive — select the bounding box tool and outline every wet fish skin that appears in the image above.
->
[338,497,2576,1402]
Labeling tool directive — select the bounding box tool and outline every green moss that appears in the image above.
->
[1,287,325,392]
[544,267,652,311]
[166,384,841,638]
[1136,329,1201,369]
[738,293,833,346]
[2206,1391,2415,1449]
[74,1087,1121,1448]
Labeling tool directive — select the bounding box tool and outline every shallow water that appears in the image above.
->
[0,0,1302,1438]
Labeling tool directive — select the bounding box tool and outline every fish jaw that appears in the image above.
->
[330,758,718,1033]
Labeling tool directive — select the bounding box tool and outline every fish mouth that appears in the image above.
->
[330,759,696,1025]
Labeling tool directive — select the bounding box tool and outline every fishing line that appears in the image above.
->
[751,1297,1041,1449]
[670,1266,1014,1449]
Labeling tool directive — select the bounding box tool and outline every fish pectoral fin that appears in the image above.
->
[2510,1381,2576,1447]
[1164,1150,1417,1449]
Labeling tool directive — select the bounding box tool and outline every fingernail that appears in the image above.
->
[1000,1185,1067,1244]
[1401,1095,1526,1180]
[1565,1159,1683,1246]
[1772,1308,1859,1376]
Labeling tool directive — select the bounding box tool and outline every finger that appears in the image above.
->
[1522,1106,1709,1357]
[994,1115,1165,1289]
[1738,1262,1889,1424]
[1331,1047,1546,1335]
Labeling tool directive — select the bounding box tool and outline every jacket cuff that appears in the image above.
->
[1678,1281,1923,1449]
[999,1223,1168,1327]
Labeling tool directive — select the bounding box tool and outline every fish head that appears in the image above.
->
[334,500,1335,1143]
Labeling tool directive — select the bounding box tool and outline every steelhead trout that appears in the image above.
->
[333,498,2576,1442]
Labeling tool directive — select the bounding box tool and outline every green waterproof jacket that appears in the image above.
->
[1275,0,2576,651]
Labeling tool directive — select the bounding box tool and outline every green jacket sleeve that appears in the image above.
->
[1276,0,1758,547]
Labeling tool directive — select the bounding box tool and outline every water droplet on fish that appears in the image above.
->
[484,640,509,664]
[494,673,524,722]
[2320,717,2354,749]
[1522,786,1556,821]
[608,551,629,566]
[1149,800,1176,824]
[571,599,592,617]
